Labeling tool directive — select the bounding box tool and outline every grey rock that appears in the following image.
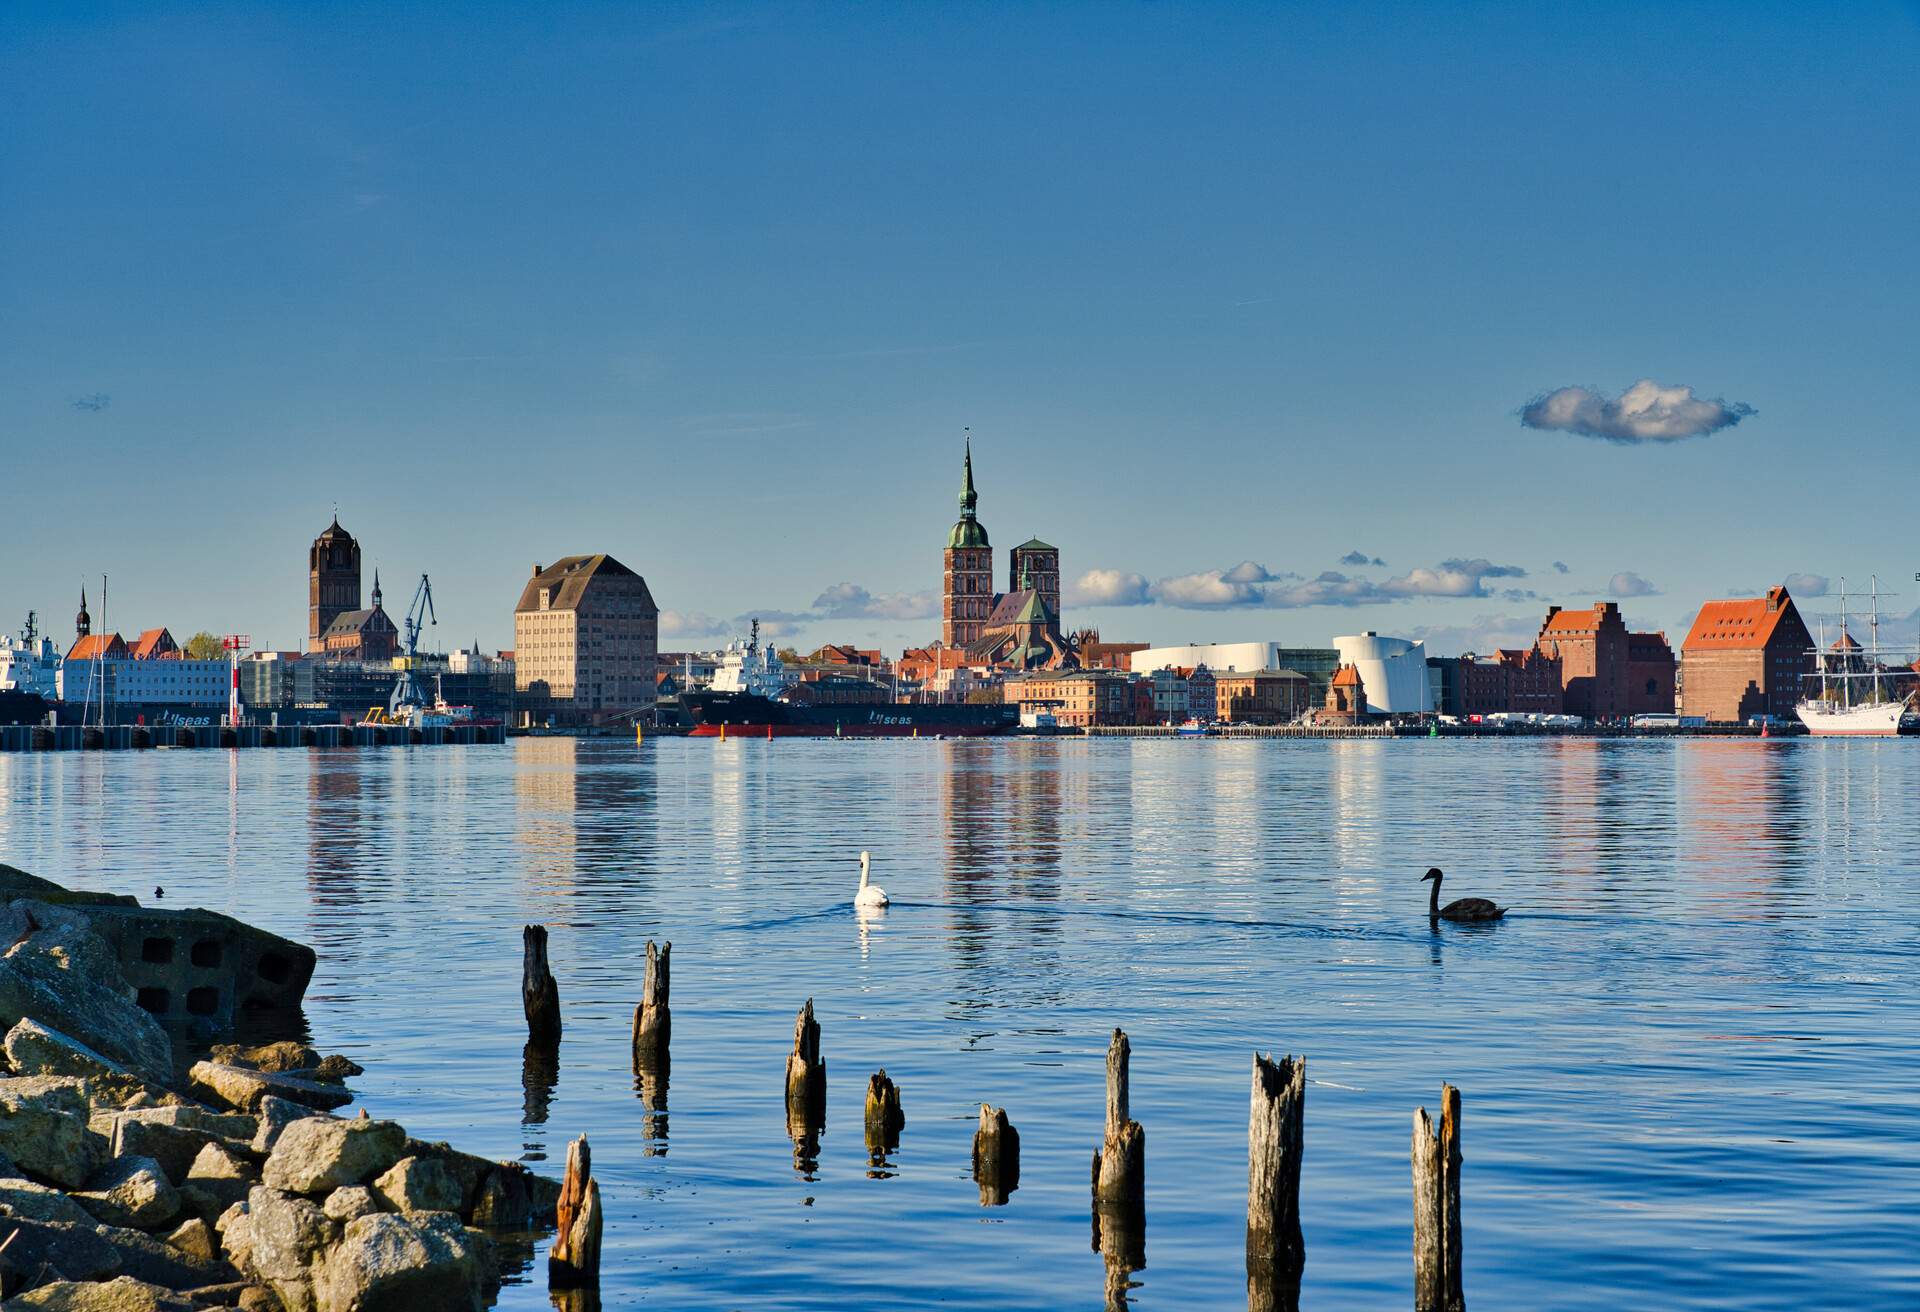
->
[163,1215,218,1263]
[189,1064,353,1116]
[221,1186,339,1312]
[4,1018,170,1110]
[0,1173,99,1224]
[321,1188,377,1224]
[311,1210,485,1312]
[0,922,173,1083]
[0,1075,109,1187]
[2,1276,200,1311]
[97,1108,253,1186]
[173,1183,229,1225]
[0,1216,125,1283]
[251,1098,326,1156]
[184,1139,260,1212]
[261,1119,405,1197]
[401,1139,558,1225]
[93,1222,238,1292]
[74,1153,182,1230]
[368,1158,459,1217]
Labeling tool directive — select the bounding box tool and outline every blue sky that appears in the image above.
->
[4,2,1916,656]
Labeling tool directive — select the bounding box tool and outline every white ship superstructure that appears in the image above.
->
[708,619,797,698]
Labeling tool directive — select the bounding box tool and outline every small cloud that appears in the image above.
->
[1552,561,1570,574]
[1409,613,1543,658]
[1782,573,1829,598]
[70,393,111,412]
[1339,550,1387,567]
[1142,557,1526,609]
[1521,379,1754,444]
[660,610,731,639]
[811,582,939,621]
[1608,572,1660,598]
[741,610,812,639]
[1067,569,1152,607]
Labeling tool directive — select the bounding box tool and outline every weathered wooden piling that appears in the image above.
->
[631,939,670,1069]
[522,924,562,1045]
[549,1134,602,1288]
[785,998,826,1122]
[971,1103,1020,1205]
[864,1069,904,1150]
[1247,1052,1306,1312]
[1091,1028,1145,1205]
[1412,1083,1464,1312]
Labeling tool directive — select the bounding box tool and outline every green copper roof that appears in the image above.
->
[1014,589,1050,625]
[948,519,989,549]
[1013,538,1055,552]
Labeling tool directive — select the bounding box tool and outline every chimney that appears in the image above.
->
[532,563,543,577]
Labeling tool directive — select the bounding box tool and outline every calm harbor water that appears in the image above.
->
[0,737,1914,1310]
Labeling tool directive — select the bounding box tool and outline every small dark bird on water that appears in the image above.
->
[153,887,164,900]
[1422,868,1505,922]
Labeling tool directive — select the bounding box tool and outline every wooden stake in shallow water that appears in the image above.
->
[864,1069,904,1171]
[631,939,670,1069]
[522,924,561,1045]
[1092,1028,1144,1205]
[549,1134,602,1288]
[1412,1083,1464,1312]
[1247,1052,1306,1312]
[785,999,826,1174]
[971,1103,1020,1205]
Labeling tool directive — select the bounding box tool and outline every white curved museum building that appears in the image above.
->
[1332,632,1433,714]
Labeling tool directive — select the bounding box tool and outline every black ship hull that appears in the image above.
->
[684,691,1017,737]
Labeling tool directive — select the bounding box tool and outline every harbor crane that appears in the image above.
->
[387,573,438,716]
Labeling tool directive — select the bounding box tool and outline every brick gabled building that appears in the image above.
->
[1679,585,1813,722]
[1534,602,1675,719]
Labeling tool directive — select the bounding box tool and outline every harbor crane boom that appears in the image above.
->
[387,573,438,715]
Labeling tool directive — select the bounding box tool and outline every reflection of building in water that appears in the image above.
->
[940,741,1065,1029]
[513,736,659,904]
[305,752,384,910]
[1677,741,1804,896]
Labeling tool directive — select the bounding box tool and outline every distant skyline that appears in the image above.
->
[4,3,1917,657]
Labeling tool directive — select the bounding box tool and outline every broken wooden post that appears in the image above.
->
[1412,1083,1464,1312]
[785,999,825,1172]
[1090,1028,1145,1310]
[864,1068,904,1163]
[548,1134,602,1288]
[971,1103,1020,1205]
[522,924,562,1045]
[631,939,670,1071]
[1247,1052,1306,1312]
[1091,1028,1144,1205]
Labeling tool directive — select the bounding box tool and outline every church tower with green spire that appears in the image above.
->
[942,434,994,647]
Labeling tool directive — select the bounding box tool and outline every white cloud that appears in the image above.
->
[1067,568,1152,607]
[659,610,730,639]
[1133,557,1528,610]
[1782,573,1829,597]
[1608,572,1660,598]
[1409,613,1543,658]
[811,582,939,621]
[1521,379,1755,444]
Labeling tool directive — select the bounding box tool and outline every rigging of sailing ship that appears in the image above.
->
[1795,575,1917,736]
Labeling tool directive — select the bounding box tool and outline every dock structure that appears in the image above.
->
[0,721,504,753]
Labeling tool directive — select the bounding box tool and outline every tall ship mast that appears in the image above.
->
[1795,574,1916,736]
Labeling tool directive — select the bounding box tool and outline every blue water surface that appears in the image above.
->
[0,736,1913,1310]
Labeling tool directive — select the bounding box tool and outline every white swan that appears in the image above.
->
[854,850,889,908]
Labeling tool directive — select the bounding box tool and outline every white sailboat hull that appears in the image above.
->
[1795,699,1908,736]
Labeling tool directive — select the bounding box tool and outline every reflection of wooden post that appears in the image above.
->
[971,1103,1020,1206]
[549,1135,602,1288]
[523,925,561,1045]
[631,939,671,1069]
[1413,1084,1464,1312]
[785,999,825,1172]
[1247,1053,1305,1312]
[1092,1029,1144,1205]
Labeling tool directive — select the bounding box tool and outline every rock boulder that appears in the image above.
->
[0,922,173,1083]
[262,1119,405,1197]
[73,1154,181,1230]
[190,1064,354,1115]
[369,1158,460,1217]
[311,1211,486,1312]
[2,1276,200,1311]
[0,1076,109,1187]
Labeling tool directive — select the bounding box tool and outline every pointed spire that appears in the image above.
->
[959,428,977,516]
[371,569,382,609]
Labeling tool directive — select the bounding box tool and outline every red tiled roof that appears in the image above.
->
[67,634,127,661]
[1330,663,1363,687]
[1683,587,1796,652]
[128,628,177,660]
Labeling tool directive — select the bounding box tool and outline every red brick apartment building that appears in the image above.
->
[1679,586,1813,721]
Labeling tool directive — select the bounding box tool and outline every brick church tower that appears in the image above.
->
[942,438,993,648]
[308,515,362,653]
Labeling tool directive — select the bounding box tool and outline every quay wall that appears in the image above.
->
[0,722,505,753]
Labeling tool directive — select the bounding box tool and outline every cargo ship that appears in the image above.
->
[683,621,1018,738]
